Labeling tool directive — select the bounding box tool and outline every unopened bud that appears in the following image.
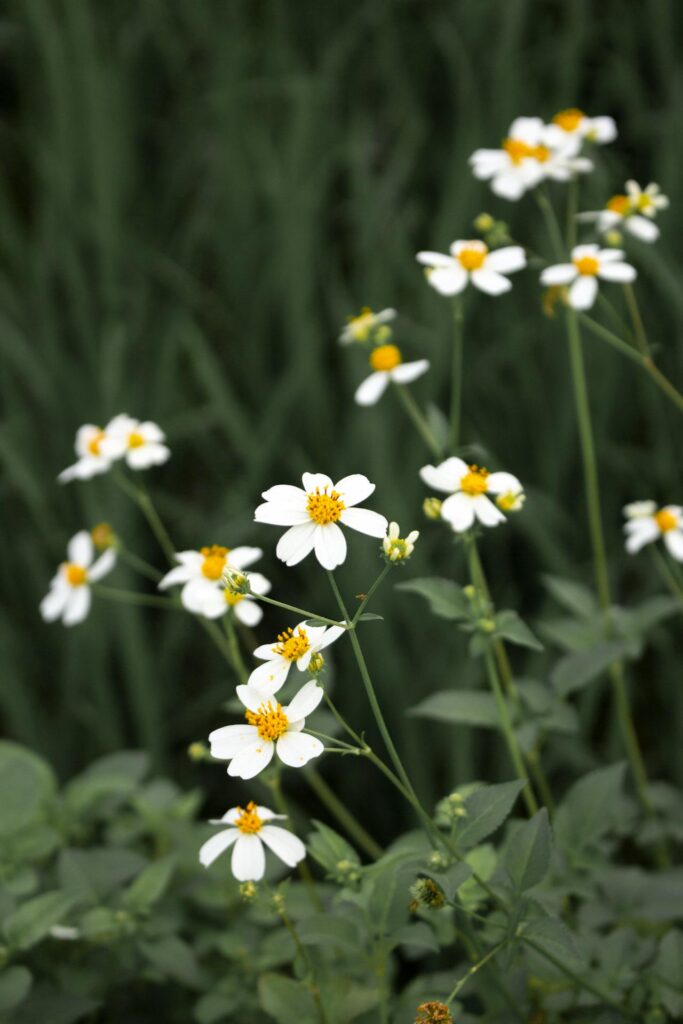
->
[308,652,325,675]
[474,212,494,232]
[415,1002,453,1023]
[221,565,251,595]
[91,522,116,550]
[187,741,210,762]
[240,881,258,901]
[496,490,526,513]
[423,497,443,520]
[604,229,623,247]
[410,877,446,909]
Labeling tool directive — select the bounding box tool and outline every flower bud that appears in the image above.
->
[474,212,494,232]
[221,565,251,596]
[308,652,325,675]
[383,522,419,563]
[240,881,258,901]
[415,1002,453,1023]
[187,741,210,762]
[410,877,446,909]
[605,229,623,247]
[496,490,526,513]
[91,522,116,550]
[423,497,443,520]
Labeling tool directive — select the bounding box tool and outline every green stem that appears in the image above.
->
[267,772,323,912]
[392,382,442,459]
[449,300,464,452]
[304,766,383,860]
[199,618,237,666]
[623,281,650,357]
[522,938,638,1019]
[352,564,393,625]
[650,545,683,607]
[113,471,177,565]
[271,890,328,1023]
[91,584,178,611]
[483,649,538,816]
[223,614,249,682]
[446,939,507,1006]
[116,545,163,583]
[256,592,345,629]
[535,189,565,260]
[565,176,579,250]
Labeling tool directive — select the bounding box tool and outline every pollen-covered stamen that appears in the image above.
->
[457,243,488,271]
[460,465,490,496]
[128,432,145,448]
[306,488,345,525]
[552,107,585,132]
[655,509,678,533]
[234,801,264,834]
[245,701,289,741]
[606,194,630,215]
[574,255,600,276]
[502,137,534,165]
[200,545,230,580]
[370,344,402,372]
[224,591,244,606]
[531,144,550,163]
[273,626,310,661]
[65,564,87,586]
[87,430,105,456]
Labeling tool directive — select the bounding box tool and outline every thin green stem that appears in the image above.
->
[449,300,464,452]
[199,617,239,666]
[446,939,507,1006]
[565,176,579,250]
[304,766,383,860]
[116,545,163,583]
[91,584,178,611]
[522,938,638,1019]
[223,614,249,682]
[256,592,345,629]
[113,471,177,565]
[650,545,683,607]
[392,382,442,459]
[483,649,538,816]
[323,691,364,746]
[270,890,328,1023]
[623,281,650,357]
[267,772,323,913]
[535,189,565,260]
[352,564,392,624]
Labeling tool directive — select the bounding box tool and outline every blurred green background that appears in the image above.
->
[2,0,682,843]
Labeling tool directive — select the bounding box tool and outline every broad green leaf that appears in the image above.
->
[140,935,206,989]
[123,855,175,912]
[554,763,626,856]
[551,641,629,696]
[12,984,99,1024]
[456,780,526,850]
[4,892,76,951]
[0,743,56,837]
[502,809,552,893]
[425,862,472,901]
[0,966,32,1013]
[58,848,147,904]
[396,577,468,620]
[306,820,360,878]
[408,690,499,728]
[393,921,439,953]
[258,974,318,1024]
[522,915,585,971]
[494,610,543,651]
[542,575,598,618]
[654,929,683,1017]
[297,913,361,953]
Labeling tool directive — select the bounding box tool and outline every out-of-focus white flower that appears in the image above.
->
[58,423,116,483]
[540,244,636,311]
[354,344,429,406]
[209,680,325,779]
[339,307,396,344]
[159,545,268,625]
[383,522,419,562]
[255,473,388,571]
[623,501,683,561]
[40,531,116,626]
[420,458,524,533]
[199,802,305,881]
[100,415,170,470]
[247,621,345,694]
[469,117,552,200]
[545,108,617,146]
[578,182,669,244]
[417,241,526,297]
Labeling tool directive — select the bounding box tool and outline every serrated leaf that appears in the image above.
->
[456,780,526,850]
[523,915,585,970]
[502,809,552,893]
[554,763,626,856]
[494,610,543,651]
[408,690,499,728]
[396,578,468,620]
[306,820,360,876]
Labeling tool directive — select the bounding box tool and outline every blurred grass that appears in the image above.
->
[1,0,682,840]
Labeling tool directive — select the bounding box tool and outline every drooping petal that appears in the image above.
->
[485,246,526,274]
[540,264,577,286]
[40,583,69,622]
[390,360,430,385]
[88,548,116,582]
[284,680,324,721]
[597,262,636,283]
[68,531,94,568]
[62,586,92,626]
[231,833,266,881]
[339,507,388,538]
[275,732,324,768]
[420,457,468,494]
[490,169,528,201]
[471,268,512,296]
[441,493,475,532]
[472,495,506,527]
[355,372,389,406]
[276,523,317,565]
[258,825,306,867]
[568,275,598,310]
[228,741,275,779]
[199,828,239,867]
[208,724,259,759]
[334,474,375,507]
[313,523,347,570]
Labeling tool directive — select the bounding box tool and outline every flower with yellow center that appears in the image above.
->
[355,344,430,407]
[99,414,170,470]
[420,457,524,533]
[58,421,121,483]
[247,620,345,694]
[496,489,526,513]
[255,472,388,570]
[540,244,635,310]
[469,117,555,199]
[417,239,526,297]
[339,306,396,344]
[623,501,683,561]
[159,544,269,625]
[548,108,617,144]
[579,180,669,244]
[40,530,117,627]
[383,522,419,563]
[199,801,306,882]
[209,680,325,779]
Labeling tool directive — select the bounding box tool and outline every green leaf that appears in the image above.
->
[456,780,526,851]
[357,612,383,622]
[123,855,175,913]
[502,809,552,893]
[542,575,598,618]
[297,913,361,953]
[408,690,499,728]
[523,916,585,971]
[494,610,543,651]
[554,763,626,856]
[140,935,206,989]
[3,892,76,952]
[11,984,99,1024]
[551,641,630,696]
[0,966,32,1014]
[393,921,439,953]
[306,821,360,877]
[0,743,56,838]
[258,974,318,1024]
[654,929,683,1017]
[425,862,472,901]
[396,578,468,620]
[58,848,147,904]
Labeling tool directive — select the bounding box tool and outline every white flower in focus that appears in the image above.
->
[545,108,617,146]
[623,501,683,561]
[100,414,170,470]
[383,522,419,562]
[578,182,669,244]
[58,423,115,483]
[199,802,306,881]
[355,344,429,406]
[420,458,524,532]
[209,680,325,779]
[339,307,396,344]
[40,531,116,626]
[159,545,268,625]
[469,117,553,200]
[247,621,345,694]
[540,244,636,311]
[254,473,388,570]
[417,241,526,297]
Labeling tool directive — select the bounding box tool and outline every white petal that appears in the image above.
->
[208,724,259,759]
[390,360,430,384]
[664,530,683,562]
[469,149,507,178]
[486,471,522,495]
[62,586,92,626]
[472,495,506,527]
[569,275,598,310]
[247,659,291,695]
[313,523,347,570]
[284,680,324,721]
[40,583,69,622]
[88,548,116,582]
[258,825,306,868]
[355,372,389,406]
[276,523,317,565]
[127,443,170,469]
[415,250,455,267]
[597,262,636,283]
[247,572,270,596]
[254,501,310,526]
[199,829,238,867]
[624,519,659,553]
[302,473,334,493]
[441,493,475,532]
[259,484,307,508]
[540,264,577,286]
[236,685,273,713]
[228,741,275,779]
[334,474,375,507]
[68,531,93,568]
[137,421,165,442]
[313,624,346,651]
[231,833,265,881]
[571,244,600,259]
[228,546,263,569]
[339,507,388,538]
[275,732,324,769]
[509,117,544,144]
[182,579,226,618]
[420,457,468,493]
[158,564,193,590]
[485,246,526,274]
[234,599,263,627]
[426,265,468,296]
[471,268,512,296]
[587,116,617,143]
[491,169,528,201]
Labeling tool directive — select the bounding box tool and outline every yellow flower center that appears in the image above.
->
[199,545,229,580]
[532,144,551,163]
[306,488,345,525]
[245,701,289,741]
[502,137,533,165]
[458,244,488,271]
[635,193,653,213]
[574,255,600,276]
[606,194,629,215]
[370,344,402,372]
[234,801,264,834]
[128,432,145,448]
[496,491,520,512]
[65,564,87,586]
[655,509,677,533]
[552,108,585,132]
[273,626,310,661]
[224,591,244,606]
[347,307,375,341]
[88,430,105,456]
[460,465,489,496]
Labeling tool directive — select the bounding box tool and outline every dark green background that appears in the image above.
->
[2,0,682,840]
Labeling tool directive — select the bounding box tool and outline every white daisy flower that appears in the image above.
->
[339,307,396,344]
[40,531,116,626]
[247,620,345,694]
[417,240,526,297]
[199,802,306,882]
[545,108,617,146]
[419,457,524,532]
[355,343,429,406]
[209,680,325,779]
[383,522,419,562]
[578,182,669,244]
[254,472,388,571]
[539,244,636,311]
[58,423,115,483]
[158,545,268,625]
[99,414,170,470]
[623,501,683,561]
[469,117,554,200]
